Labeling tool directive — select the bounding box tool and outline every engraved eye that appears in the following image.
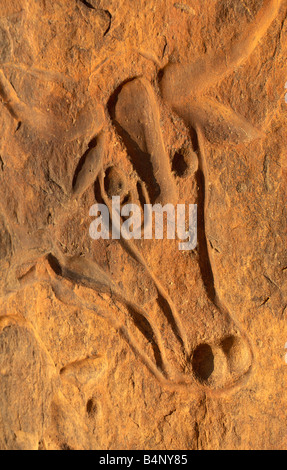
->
[104,166,128,201]
[172,147,198,178]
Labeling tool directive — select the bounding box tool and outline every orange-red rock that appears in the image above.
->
[0,0,286,450]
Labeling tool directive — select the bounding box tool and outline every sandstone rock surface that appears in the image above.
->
[0,0,287,450]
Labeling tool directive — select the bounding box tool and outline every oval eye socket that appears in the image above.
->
[104,166,128,201]
[172,148,198,178]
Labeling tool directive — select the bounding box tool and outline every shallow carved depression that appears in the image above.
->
[104,166,128,201]
[191,335,253,388]
[103,69,255,394]
[172,148,199,178]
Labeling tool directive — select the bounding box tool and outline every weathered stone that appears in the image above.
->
[0,0,286,451]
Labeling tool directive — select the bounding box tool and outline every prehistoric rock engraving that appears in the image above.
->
[114,77,178,205]
[0,0,284,406]
[73,131,107,199]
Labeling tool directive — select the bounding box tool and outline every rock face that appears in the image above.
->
[0,0,286,450]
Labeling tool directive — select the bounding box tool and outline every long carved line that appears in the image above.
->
[99,171,190,355]
[196,125,255,382]
[47,253,170,378]
[47,273,170,384]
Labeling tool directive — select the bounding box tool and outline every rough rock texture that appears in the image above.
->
[0,0,287,450]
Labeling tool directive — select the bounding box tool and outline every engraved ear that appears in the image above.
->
[174,97,263,145]
[46,253,120,297]
[61,255,119,295]
[73,130,107,199]
[0,69,105,142]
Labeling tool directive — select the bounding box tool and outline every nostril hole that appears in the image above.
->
[220,335,252,375]
[192,344,215,382]
[221,336,236,356]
